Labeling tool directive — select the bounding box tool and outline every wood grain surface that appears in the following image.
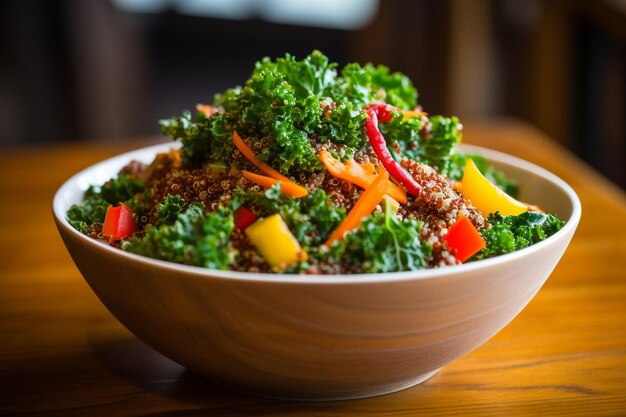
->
[1,120,625,416]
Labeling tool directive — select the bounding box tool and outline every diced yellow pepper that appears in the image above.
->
[382,195,400,213]
[245,214,308,269]
[461,159,528,217]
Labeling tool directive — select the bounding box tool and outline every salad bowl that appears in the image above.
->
[53,142,580,400]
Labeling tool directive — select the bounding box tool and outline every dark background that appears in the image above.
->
[1,0,624,187]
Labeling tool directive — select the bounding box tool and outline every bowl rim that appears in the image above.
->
[53,142,581,285]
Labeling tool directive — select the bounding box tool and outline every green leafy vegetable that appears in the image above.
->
[239,184,345,250]
[322,204,431,273]
[123,203,234,269]
[381,113,462,175]
[66,187,108,233]
[160,110,233,167]
[160,50,418,173]
[155,194,187,225]
[475,212,565,260]
[99,175,145,205]
[67,174,147,233]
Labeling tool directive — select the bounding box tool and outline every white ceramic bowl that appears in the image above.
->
[53,143,581,400]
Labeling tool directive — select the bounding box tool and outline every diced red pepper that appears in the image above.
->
[443,214,486,263]
[234,206,258,231]
[364,105,422,197]
[102,203,137,243]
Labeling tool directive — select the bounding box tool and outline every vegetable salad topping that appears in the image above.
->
[67,51,565,274]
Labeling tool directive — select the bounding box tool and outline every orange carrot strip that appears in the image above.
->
[196,104,218,117]
[319,151,407,204]
[344,160,407,204]
[233,131,291,182]
[242,170,308,198]
[325,170,389,246]
[360,162,376,175]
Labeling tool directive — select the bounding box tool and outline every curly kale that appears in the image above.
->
[474,212,565,260]
[123,203,234,269]
[66,187,108,233]
[380,113,462,176]
[160,110,233,167]
[331,62,418,109]
[322,204,431,273]
[238,184,345,250]
[160,50,418,173]
[155,194,187,225]
[67,174,147,233]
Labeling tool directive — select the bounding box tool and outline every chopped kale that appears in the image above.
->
[322,204,431,273]
[66,187,108,233]
[123,203,234,270]
[99,174,145,205]
[160,110,233,167]
[239,184,345,250]
[380,113,462,175]
[155,194,187,225]
[67,173,147,233]
[474,212,565,260]
[160,50,418,174]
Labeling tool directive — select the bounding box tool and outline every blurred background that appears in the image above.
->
[1,0,624,187]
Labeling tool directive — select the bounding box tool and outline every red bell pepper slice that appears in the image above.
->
[364,105,422,197]
[234,206,258,231]
[102,203,137,243]
[443,214,486,262]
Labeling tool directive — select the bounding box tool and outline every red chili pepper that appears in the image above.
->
[234,206,258,231]
[102,203,136,243]
[364,106,422,197]
[366,103,395,123]
[443,214,486,263]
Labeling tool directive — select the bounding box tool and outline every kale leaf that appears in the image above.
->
[160,110,233,167]
[67,173,147,233]
[123,203,234,269]
[380,113,462,175]
[474,212,565,260]
[155,194,187,225]
[323,204,431,273]
[66,187,108,233]
[239,184,345,250]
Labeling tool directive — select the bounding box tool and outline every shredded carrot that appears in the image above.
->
[233,131,291,182]
[325,170,389,246]
[196,104,218,117]
[360,162,376,175]
[241,170,308,198]
[233,131,308,197]
[319,151,407,204]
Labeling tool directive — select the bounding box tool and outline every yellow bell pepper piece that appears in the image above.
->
[245,214,307,269]
[382,195,400,213]
[461,159,528,217]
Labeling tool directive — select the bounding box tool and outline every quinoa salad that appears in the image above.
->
[67,51,565,274]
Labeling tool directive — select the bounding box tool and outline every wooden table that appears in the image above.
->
[1,120,625,416]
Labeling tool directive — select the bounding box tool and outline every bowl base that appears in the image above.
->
[232,368,441,402]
